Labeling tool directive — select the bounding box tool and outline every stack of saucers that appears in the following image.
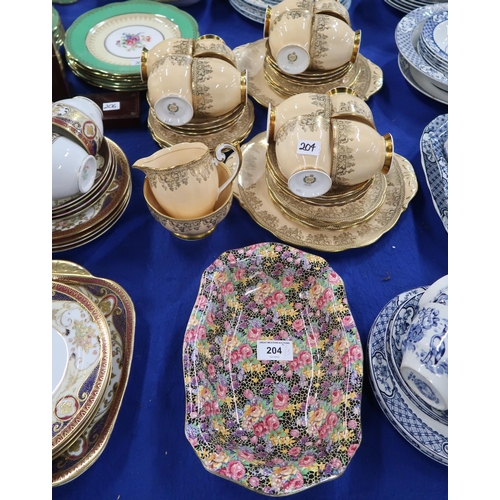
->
[52,137,132,252]
[52,261,135,486]
[52,6,65,49]
[64,0,199,91]
[396,3,448,104]
[384,0,447,15]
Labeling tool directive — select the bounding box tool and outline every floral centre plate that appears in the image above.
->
[183,242,363,496]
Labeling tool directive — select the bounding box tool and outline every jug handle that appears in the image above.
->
[214,143,243,197]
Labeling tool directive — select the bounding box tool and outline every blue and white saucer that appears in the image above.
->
[368,287,448,466]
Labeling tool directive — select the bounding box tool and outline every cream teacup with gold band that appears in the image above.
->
[192,58,247,119]
[313,0,351,25]
[264,0,314,37]
[148,54,194,126]
[331,119,393,186]
[141,37,195,82]
[309,15,361,71]
[194,34,237,67]
[327,87,375,128]
[52,100,103,156]
[132,142,242,219]
[267,92,331,142]
[268,8,313,75]
[274,115,333,197]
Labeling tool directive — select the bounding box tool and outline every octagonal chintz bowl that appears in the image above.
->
[182,242,363,496]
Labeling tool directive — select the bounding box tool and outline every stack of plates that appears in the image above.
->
[367,284,448,466]
[420,114,448,231]
[385,0,447,15]
[52,138,132,252]
[229,0,352,24]
[396,3,448,104]
[64,0,199,91]
[52,6,65,49]
[52,261,135,486]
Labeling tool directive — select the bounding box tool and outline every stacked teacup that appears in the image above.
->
[141,35,253,149]
[400,275,448,411]
[263,0,361,97]
[52,96,104,203]
[265,88,393,230]
[132,142,242,240]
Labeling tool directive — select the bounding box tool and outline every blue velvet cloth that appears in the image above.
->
[52,0,448,498]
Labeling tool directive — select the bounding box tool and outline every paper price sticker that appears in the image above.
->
[257,341,293,361]
[103,102,121,111]
[296,140,321,156]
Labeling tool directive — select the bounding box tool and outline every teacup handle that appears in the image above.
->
[214,143,243,197]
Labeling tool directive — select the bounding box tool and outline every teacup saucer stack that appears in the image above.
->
[395,3,448,104]
[52,261,135,486]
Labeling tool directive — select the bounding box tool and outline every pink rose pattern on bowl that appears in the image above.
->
[183,242,363,496]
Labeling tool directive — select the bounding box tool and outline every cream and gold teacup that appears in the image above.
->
[132,141,242,219]
[331,119,393,186]
[192,58,247,119]
[147,54,194,126]
[327,87,375,128]
[274,114,333,197]
[264,0,314,37]
[52,100,103,156]
[268,8,313,75]
[143,160,235,240]
[140,37,195,82]
[313,0,351,25]
[309,15,361,72]
[267,92,331,142]
[194,34,237,67]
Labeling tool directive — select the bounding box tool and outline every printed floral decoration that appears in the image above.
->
[183,243,363,496]
[116,32,151,51]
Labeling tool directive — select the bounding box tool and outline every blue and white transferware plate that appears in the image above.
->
[385,0,447,15]
[368,287,448,466]
[419,10,448,70]
[395,3,448,88]
[398,53,447,105]
[420,114,448,231]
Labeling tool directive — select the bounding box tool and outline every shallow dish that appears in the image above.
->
[233,39,382,108]
[367,287,448,466]
[420,113,448,231]
[52,281,112,459]
[52,271,136,486]
[183,242,363,496]
[231,132,417,253]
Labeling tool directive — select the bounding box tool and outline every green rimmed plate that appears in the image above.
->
[64,0,199,77]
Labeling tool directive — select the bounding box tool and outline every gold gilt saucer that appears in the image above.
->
[230,132,418,253]
[147,99,255,150]
[233,38,383,108]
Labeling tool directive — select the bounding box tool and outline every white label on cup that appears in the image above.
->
[256,341,293,361]
[297,140,321,156]
[103,102,121,111]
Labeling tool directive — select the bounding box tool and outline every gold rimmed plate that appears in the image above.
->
[52,281,112,459]
[52,271,136,486]
[230,132,418,253]
[234,39,383,108]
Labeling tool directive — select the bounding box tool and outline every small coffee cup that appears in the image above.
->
[132,141,242,219]
[52,100,103,156]
[52,133,97,200]
[274,114,333,197]
[141,37,195,82]
[331,119,393,186]
[268,8,313,75]
[192,58,247,119]
[148,54,194,126]
[264,0,314,37]
[400,302,448,411]
[418,275,448,308]
[309,15,361,72]
[313,0,351,25]
[267,92,331,142]
[327,87,375,128]
[194,34,237,67]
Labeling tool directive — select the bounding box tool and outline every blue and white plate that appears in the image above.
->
[420,10,448,66]
[368,287,448,466]
[420,113,448,231]
[395,3,448,89]
[385,0,447,15]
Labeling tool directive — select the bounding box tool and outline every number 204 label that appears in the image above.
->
[256,341,293,361]
[297,140,321,156]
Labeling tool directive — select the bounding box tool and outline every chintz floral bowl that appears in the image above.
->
[182,242,363,496]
